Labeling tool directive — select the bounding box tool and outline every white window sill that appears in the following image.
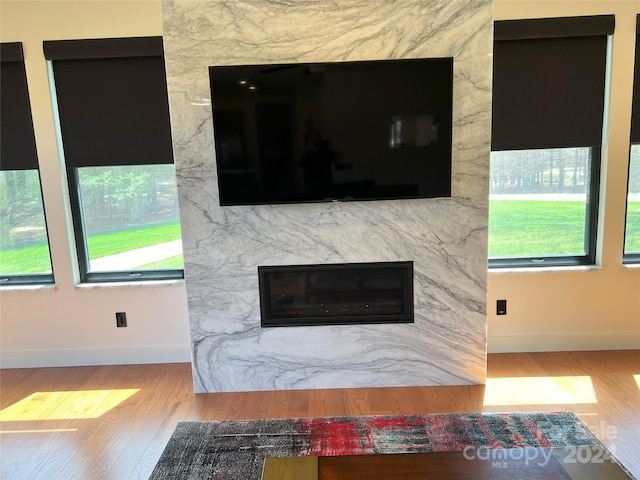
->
[488,265,602,274]
[75,278,185,290]
[0,283,57,293]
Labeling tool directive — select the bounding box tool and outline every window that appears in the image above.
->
[625,16,640,263]
[0,43,54,285]
[43,37,183,282]
[490,16,614,268]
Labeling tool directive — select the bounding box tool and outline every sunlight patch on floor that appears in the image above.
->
[0,389,140,421]
[0,428,78,434]
[634,375,640,392]
[484,376,597,406]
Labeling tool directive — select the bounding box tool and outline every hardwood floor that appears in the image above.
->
[1,350,638,479]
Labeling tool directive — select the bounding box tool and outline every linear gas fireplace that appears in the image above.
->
[259,261,413,327]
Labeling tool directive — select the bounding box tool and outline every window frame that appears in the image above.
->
[44,37,184,284]
[488,147,601,269]
[65,167,184,284]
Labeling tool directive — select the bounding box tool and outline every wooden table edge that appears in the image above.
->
[261,446,632,480]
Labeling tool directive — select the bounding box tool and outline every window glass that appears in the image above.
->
[489,147,593,259]
[0,170,53,277]
[75,165,183,273]
[624,145,640,257]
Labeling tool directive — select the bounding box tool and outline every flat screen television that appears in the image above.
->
[208,57,453,206]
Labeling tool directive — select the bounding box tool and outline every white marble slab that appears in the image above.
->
[161,0,492,392]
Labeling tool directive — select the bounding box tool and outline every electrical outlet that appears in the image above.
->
[115,312,127,327]
[496,299,507,316]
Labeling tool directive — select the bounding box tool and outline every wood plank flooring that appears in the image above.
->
[1,350,638,479]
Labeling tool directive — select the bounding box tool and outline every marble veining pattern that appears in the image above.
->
[161,0,492,392]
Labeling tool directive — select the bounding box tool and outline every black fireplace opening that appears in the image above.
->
[259,261,413,327]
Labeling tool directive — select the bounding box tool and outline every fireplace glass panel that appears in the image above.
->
[259,262,413,327]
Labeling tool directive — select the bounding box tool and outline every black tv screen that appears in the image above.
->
[208,57,453,206]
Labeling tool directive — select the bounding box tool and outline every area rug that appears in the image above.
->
[149,411,611,479]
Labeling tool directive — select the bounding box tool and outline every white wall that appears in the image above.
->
[488,0,640,352]
[0,1,191,368]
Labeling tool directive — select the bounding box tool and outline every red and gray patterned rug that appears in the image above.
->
[149,411,610,479]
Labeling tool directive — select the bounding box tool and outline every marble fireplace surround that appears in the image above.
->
[160,0,492,393]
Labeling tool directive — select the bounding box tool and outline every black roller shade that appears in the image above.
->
[44,37,173,168]
[1,42,25,62]
[492,16,613,151]
[43,36,163,60]
[1,42,39,171]
[631,15,640,143]
[494,15,614,41]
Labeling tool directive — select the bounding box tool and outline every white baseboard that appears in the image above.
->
[488,331,640,354]
[3,335,637,369]
[0,344,192,369]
